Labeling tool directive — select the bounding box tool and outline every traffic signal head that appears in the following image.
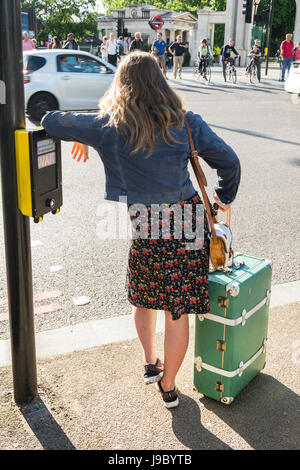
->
[243,0,253,23]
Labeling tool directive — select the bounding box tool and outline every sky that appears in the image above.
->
[96,0,105,12]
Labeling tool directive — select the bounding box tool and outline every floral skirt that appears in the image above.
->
[125,193,211,320]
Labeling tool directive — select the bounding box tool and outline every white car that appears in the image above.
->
[284,60,300,105]
[23,50,116,121]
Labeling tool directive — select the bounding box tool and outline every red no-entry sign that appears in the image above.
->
[149,16,164,30]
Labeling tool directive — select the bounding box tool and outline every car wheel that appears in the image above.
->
[27,92,58,122]
[291,93,300,105]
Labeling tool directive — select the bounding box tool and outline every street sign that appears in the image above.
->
[148,16,164,30]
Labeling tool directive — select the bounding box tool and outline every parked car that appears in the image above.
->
[23,50,116,121]
[284,60,300,105]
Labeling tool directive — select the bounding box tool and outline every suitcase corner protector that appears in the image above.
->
[221,396,234,405]
[226,281,240,297]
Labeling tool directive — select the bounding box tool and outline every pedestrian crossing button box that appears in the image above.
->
[15,128,62,223]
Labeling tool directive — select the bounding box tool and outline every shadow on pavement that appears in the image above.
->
[288,157,300,166]
[210,123,300,147]
[170,390,232,450]
[200,374,300,450]
[19,396,76,450]
[174,87,210,95]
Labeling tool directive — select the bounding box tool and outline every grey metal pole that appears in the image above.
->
[0,0,38,404]
[265,0,275,76]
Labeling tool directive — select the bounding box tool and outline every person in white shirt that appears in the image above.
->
[107,33,118,67]
[101,36,108,63]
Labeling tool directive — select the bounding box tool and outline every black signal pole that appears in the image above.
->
[0,0,38,403]
[265,0,275,75]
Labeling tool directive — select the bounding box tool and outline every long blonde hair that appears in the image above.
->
[98,52,186,155]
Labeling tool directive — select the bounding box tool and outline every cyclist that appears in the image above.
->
[245,39,262,82]
[198,39,211,80]
[221,39,239,82]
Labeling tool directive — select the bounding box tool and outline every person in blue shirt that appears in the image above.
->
[152,31,167,79]
[41,51,240,410]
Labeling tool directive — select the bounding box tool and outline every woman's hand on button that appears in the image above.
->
[71,142,89,162]
[213,193,232,212]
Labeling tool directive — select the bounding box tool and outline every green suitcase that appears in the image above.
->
[193,253,272,405]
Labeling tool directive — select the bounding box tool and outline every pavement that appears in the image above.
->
[0,300,299,450]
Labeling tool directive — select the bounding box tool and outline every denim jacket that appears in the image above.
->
[41,110,241,205]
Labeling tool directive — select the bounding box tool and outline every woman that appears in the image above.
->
[52,36,62,49]
[100,36,108,63]
[294,41,300,61]
[22,32,35,51]
[41,52,240,409]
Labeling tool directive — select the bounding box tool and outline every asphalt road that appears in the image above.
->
[0,65,299,339]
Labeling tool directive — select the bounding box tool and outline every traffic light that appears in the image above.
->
[242,0,253,23]
[27,7,36,31]
[117,19,123,37]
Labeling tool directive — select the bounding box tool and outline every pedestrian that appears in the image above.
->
[198,39,210,80]
[22,31,35,51]
[32,38,37,49]
[49,36,61,49]
[101,36,109,63]
[221,39,239,82]
[41,51,240,409]
[62,33,79,50]
[206,37,213,64]
[117,36,126,56]
[294,41,300,61]
[129,32,144,52]
[169,34,188,79]
[152,31,167,79]
[107,33,118,67]
[280,33,294,81]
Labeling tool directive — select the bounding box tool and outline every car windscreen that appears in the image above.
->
[23,55,46,72]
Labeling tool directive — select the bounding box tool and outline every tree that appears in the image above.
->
[21,0,100,43]
[103,0,227,15]
[256,0,296,54]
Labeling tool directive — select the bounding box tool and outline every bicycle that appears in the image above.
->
[248,58,259,84]
[224,57,238,84]
[193,57,211,83]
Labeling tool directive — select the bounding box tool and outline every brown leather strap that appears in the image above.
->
[184,115,217,242]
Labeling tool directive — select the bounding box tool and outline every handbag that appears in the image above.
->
[185,115,233,271]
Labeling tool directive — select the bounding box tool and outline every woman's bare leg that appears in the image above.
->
[133,306,158,364]
[161,311,189,391]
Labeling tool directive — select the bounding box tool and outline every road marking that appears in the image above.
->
[0,303,62,322]
[0,290,62,308]
[34,290,62,302]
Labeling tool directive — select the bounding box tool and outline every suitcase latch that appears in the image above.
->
[218,296,229,308]
[214,381,224,392]
[216,340,227,352]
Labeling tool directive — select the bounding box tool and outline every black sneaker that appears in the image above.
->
[155,380,179,408]
[144,358,163,385]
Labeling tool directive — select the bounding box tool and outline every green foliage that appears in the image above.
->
[213,46,221,55]
[257,0,296,54]
[183,50,191,66]
[103,0,227,15]
[21,0,99,43]
[214,23,225,47]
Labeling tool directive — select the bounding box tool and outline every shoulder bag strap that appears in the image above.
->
[184,115,217,242]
